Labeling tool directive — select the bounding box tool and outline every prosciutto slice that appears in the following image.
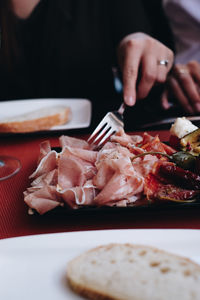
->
[58,147,97,190]
[29,150,57,179]
[58,154,86,190]
[60,180,96,208]
[62,146,98,163]
[59,135,90,149]
[94,172,143,204]
[37,140,52,163]
[24,185,62,215]
[110,128,143,147]
[31,169,58,188]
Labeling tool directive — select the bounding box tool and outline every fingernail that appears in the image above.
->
[163,101,170,110]
[124,96,135,106]
[162,101,168,110]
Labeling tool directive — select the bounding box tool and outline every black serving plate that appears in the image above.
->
[43,200,200,217]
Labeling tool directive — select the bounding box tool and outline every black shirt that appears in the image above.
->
[1,0,151,128]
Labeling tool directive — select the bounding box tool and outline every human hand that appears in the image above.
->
[117,32,174,106]
[161,61,200,114]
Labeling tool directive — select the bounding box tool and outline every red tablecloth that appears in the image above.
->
[0,130,200,240]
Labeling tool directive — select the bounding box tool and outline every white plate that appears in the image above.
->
[0,98,92,132]
[0,229,200,300]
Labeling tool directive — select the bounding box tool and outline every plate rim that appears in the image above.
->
[1,228,200,244]
[0,98,92,133]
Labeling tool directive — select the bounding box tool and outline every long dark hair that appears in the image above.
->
[0,0,18,68]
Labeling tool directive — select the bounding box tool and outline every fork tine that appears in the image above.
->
[92,123,111,144]
[88,102,125,145]
[98,127,116,146]
[87,114,109,142]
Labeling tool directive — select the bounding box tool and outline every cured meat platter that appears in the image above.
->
[24,117,200,215]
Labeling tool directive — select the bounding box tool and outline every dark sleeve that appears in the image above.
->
[142,0,175,50]
[108,0,152,48]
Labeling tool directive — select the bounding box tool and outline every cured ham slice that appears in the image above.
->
[37,140,51,163]
[99,143,133,159]
[58,147,97,190]
[132,155,159,178]
[93,163,115,190]
[97,151,134,176]
[59,135,90,149]
[29,150,57,179]
[31,169,58,188]
[110,128,143,147]
[94,172,143,205]
[58,155,86,190]
[60,180,96,208]
[62,146,98,163]
[94,144,135,192]
[24,185,62,215]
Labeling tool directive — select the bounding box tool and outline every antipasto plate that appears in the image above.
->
[24,117,200,215]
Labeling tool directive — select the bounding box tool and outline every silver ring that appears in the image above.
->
[157,59,169,67]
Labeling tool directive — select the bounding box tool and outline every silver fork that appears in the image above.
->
[88,102,125,146]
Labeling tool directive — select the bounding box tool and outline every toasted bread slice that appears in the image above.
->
[67,243,200,300]
[0,105,71,133]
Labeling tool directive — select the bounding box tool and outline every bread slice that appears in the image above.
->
[67,243,200,300]
[0,105,71,133]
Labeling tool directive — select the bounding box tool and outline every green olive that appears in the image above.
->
[171,151,196,170]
